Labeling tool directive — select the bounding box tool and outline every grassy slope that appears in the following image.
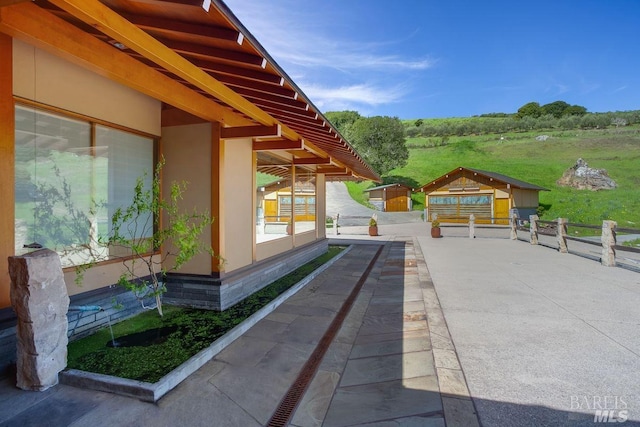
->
[384,128,640,226]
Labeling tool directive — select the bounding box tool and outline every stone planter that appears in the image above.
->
[431,227,441,238]
[369,226,378,236]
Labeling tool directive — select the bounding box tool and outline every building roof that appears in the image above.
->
[7,0,379,182]
[420,167,549,192]
[363,183,412,192]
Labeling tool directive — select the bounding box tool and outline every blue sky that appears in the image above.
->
[224,0,639,119]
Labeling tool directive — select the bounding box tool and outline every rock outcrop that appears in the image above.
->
[9,249,69,391]
[556,158,617,191]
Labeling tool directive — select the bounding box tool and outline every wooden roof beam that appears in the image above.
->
[120,13,243,44]
[317,166,347,174]
[293,157,331,165]
[253,139,302,151]
[221,124,280,139]
[157,37,265,67]
[187,56,283,85]
[0,0,30,7]
[46,0,277,128]
[0,3,251,126]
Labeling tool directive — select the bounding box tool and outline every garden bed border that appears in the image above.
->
[59,245,352,402]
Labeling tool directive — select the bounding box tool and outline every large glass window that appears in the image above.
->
[293,167,316,235]
[14,105,154,267]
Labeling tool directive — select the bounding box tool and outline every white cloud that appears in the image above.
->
[300,82,406,112]
[226,0,435,106]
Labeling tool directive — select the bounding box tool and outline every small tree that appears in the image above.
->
[35,157,213,317]
[103,158,213,316]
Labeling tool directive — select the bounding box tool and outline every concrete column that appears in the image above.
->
[469,214,475,239]
[9,249,69,391]
[601,220,617,267]
[510,213,518,240]
[529,215,539,245]
[557,218,568,253]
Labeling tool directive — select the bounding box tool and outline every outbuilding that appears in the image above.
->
[364,183,413,212]
[419,167,548,224]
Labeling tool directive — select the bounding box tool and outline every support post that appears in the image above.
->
[510,213,518,240]
[557,217,568,253]
[469,214,475,239]
[529,215,539,245]
[601,220,617,267]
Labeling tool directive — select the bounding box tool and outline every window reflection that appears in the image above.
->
[256,153,291,243]
[294,167,316,235]
[255,154,317,243]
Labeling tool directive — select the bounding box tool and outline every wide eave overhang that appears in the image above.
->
[0,0,380,182]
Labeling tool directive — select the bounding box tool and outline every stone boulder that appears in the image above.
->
[556,158,617,191]
[9,249,69,391]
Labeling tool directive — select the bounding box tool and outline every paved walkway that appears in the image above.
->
[0,232,478,426]
[326,182,422,225]
[3,222,640,426]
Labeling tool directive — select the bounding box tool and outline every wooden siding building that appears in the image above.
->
[419,167,548,224]
[364,183,412,212]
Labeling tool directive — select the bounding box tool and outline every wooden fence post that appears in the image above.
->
[529,215,539,245]
[510,213,518,240]
[557,217,568,253]
[469,214,475,239]
[601,220,617,267]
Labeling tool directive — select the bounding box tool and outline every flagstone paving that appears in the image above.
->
[0,237,478,426]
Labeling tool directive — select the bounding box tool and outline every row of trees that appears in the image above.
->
[406,110,640,138]
[325,111,408,176]
[516,101,587,119]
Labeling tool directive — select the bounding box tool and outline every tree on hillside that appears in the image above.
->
[541,101,571,118]
[325,111,361,134]
[345,116,408,176]
[564,105,588,116]
[516,102,542,119]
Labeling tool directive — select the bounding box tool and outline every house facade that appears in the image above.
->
[420,167,548,224]
[364,183,412,212]
[0,0,379,368]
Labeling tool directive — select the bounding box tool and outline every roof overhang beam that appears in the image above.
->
[253,139,302,151]
[0,3,251,126]
[221,124,281,140]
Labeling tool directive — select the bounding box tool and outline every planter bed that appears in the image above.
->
[61,245,349,402]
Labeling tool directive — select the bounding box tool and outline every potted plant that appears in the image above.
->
[369,217,378,236]
[430,219,442,238]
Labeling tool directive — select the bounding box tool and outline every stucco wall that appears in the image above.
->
[13,40,160,135]
[222,137,254,272]
[161,123,213,275]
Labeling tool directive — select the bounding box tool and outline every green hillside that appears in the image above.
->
[351,127,640,227]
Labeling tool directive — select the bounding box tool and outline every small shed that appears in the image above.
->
[419,167,548,224]
[364,183,412,212]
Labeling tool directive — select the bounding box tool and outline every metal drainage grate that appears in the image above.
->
[266,244,385,427]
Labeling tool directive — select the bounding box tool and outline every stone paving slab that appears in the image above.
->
[0,234,480,427]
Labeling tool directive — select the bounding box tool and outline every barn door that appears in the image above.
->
[494,199,509,224]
